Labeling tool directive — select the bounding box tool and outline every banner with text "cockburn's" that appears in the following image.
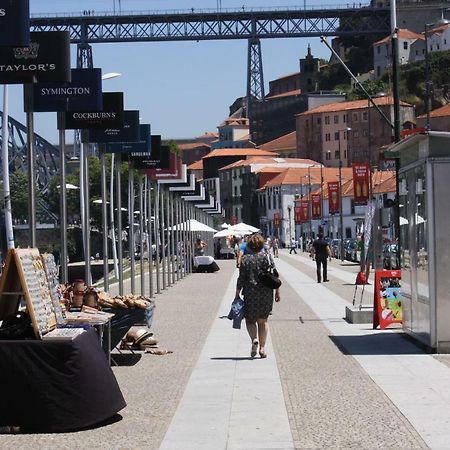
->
[24,68,102,113]
[0,0,29,47]
[0,31,70,84]
[58,92,124,130]
[327,181,340,215]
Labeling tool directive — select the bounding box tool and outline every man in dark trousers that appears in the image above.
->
[310,233,331,283]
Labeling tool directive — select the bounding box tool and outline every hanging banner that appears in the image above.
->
[300,200,309,223]
[83,111,140,144]
[373,269,402,330]
[139,139,171,171]
[352,162,370,206]
[273,213,281,228]
[328,181,340,214]
[0,31,70,84]
[0,0,30,47]
[58,92,124,130]
[363,200,376,259]
[311,194,322,219]
[24,68,103,113]
[294,206,302,224]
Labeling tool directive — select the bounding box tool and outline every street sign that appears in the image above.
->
[58,92,124,130]
[0,0,30,47]
[169,174,196,192]
[0,31,70,84]
[24,68,103,113]
[157,165,187,185]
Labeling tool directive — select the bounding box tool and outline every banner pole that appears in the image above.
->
[59,128,67,282]
[100,146,109,292]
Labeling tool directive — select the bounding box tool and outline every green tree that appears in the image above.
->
[10,170,35,220]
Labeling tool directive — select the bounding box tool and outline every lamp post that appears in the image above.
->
[337,127,351,261]
[287,205,292,242]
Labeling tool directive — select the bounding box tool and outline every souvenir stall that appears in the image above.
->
[0,248,126,432]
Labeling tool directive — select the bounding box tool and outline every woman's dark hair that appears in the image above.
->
[247,233,265,252]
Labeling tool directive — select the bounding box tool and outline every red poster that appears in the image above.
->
[328,181,340,214]
[300,200,309,223]
[273,213,281,227]
[294,206,302,224]
[373,270,402,330]
[311,194,322,219]
[352,163,370,206]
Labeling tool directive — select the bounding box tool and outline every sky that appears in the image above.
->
[2,0,360,145]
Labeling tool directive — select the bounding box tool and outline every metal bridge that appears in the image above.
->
[30,6,390,43]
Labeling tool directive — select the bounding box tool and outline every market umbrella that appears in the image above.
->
[167,219,216,233]
[213,229,242,238]
[229,222,260,233]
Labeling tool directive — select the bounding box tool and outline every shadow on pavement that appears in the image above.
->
[329,333,425,356]
[110,353,143,366]
[210,356,258,361]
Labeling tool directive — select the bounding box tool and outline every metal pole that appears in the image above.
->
[155,182,161,293]
[129,161,135,294]
[84,144,92,286]
[160,185,167,290]
[116,153,123,295]
[26,111,36,247]
[138,176,144,295]
[308,166,312,238]
[100,147,109,292]
[425,23,431,130]
[147,178,154,298]
[169,192,176,284]
[339,159,344,262]
[110,154,119,279]
[166,190,171,287]
[58,129,67,282]
[2,87,14,252]
[174,195,180,281]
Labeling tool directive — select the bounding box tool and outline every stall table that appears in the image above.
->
[0,328,126,432]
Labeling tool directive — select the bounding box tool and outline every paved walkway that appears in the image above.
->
[5,251,450,449]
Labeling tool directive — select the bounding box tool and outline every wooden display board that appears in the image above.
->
[41,253,66,326]
[373,269,402,329]
[0,248,57,338]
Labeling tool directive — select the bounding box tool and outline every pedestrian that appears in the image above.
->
[235,233,281,359]
[194,237,206,257]
[289,237,297,254]
[272,237,279,258]
[310,232,331,283]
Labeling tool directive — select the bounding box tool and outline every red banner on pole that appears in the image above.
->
[273,213,281,227]
[328,181,340,214]
[311,194,322,219]
[352,163,370,206]
[300,200,309,223]
[294,206,302,224]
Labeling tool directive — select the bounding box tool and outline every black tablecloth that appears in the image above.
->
[0,328,126,432]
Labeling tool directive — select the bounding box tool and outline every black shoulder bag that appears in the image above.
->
[257,254,282,289]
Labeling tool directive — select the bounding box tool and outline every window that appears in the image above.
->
[416,50,419,56]
[445,39,447,45]
[362,111,368,121]
[377,66,381,77]
[403,41,408,50]
[334,132,340,140]
[437,44,440,50]
[234,186,238,196]
[305,119,309,128]
[325,133,331,142]
[344,150,347,158]
[307,78,312,85]
[363,129,368,137]
[325,116,330,124]
[353,113,358,122]
[430,45,433,51]
[335,150,341,159]
[343,114,347,123]
[353,130,359,138]
[317,117,321,125]
[325,151,331,161]
[334,115,339,124]
[377,46,380,54]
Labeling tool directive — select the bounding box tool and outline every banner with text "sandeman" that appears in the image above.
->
[58,92,124,130]
[24,68,103,113]
[0,0,29,47]
[0,31,70,84]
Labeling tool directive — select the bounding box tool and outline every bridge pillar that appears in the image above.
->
[246,38,265,141]
[77,43,94,69]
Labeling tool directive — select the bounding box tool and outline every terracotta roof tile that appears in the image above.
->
[202,148,277,159]
[297,96,411,116]
[273,71,301,81]
[374,28,424,45]
[417,103,450,119]
[187,160,203,170]
[258,131,297,151]
[178,142,211,151]
[266,89,302,99]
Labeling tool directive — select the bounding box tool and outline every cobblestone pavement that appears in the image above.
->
[270,251,427,449]
[0,261,235,450]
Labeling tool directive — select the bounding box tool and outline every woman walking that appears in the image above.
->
[235,234,281,358]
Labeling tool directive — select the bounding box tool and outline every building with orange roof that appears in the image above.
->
[178,142,211,166]
[296,95,415,168]
[257,131,297,158]
[417,103,450,131]
[187,159,204,180]
[373,28,425,77]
